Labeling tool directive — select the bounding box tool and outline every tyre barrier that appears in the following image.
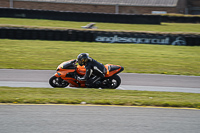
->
[1,8,200,24]
[0,27,200,46]
[0,8,160,24]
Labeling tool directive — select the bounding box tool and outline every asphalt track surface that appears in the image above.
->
[0,70,200,133]
[0,104,200,133]
[0,69,200,93]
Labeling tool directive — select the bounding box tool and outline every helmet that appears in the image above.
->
[77,53,89,66]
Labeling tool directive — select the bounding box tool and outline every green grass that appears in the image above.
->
[1,87,200,109]
[1,17,200,33]
[162,13,200,17]
[0,39,200,75]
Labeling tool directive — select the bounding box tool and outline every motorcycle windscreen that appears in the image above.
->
[61,62,76,69]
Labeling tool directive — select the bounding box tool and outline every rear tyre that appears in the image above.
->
[49,76,69,88]
[102,75,121,89]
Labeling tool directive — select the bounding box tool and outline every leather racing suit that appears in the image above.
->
[77,57,107,87]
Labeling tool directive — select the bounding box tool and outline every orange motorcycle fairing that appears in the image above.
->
[63,77,80,87]
[55,60,76,76]
[54,60,87,87]
[76,65,86,76]
[54,71,72,78]
[62,77,86,87]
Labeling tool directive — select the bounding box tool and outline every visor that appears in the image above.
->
[78,60,83,66]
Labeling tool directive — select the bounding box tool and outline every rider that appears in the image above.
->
[76,53,107,88]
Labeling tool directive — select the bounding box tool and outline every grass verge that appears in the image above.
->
[162,13,200,17]
[0,87,200,109]
[0,39,200,75]
[1,17,200,33]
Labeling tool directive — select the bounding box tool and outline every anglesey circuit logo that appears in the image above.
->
[95,35,170,44]
[171,37,187,46]
[95,35,187,46]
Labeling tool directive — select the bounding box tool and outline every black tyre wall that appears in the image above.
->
[0,27,200,46]
[0,8,160,24]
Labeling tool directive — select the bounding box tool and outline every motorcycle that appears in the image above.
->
[49,59,124,89]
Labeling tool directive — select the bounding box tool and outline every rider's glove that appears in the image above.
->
[71,59,77,64]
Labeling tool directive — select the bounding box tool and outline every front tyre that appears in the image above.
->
[49,76,69,88]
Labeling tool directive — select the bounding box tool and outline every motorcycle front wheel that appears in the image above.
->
[49,76,69,88]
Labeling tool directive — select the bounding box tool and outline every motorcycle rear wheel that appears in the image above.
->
[49,76,69,88]
[102,75,121,89]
